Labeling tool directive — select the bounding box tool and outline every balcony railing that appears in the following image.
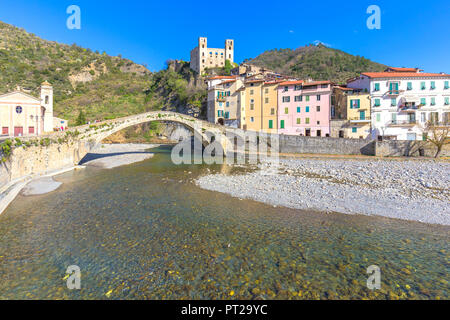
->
[349,116,371,122]
[385,89,404,96]
[399,105,420,112]
[388,120,418,126]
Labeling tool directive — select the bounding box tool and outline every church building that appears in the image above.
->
[0,81,67,137]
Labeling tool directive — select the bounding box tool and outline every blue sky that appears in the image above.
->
[0,0,449,73]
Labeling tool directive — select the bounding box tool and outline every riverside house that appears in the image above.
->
[331,86,371,139]
[207,76,242,127]
[347,67,450,140]
[277,80,332,137]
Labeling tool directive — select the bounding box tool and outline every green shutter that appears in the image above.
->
[269,120,273,129]
[296,118,301,124]
[280,120,285,129]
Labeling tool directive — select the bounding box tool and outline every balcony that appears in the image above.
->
[216,96,226,102]
[398,105,420,112]
[349,116,371,123]
[385,89,404,96]
[388,120,418,127]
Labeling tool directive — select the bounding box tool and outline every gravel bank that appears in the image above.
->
[21,177,62,196]
[81,143,158,169]
[196,158,450,225]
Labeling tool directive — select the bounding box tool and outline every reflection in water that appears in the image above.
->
[0,145,448,299]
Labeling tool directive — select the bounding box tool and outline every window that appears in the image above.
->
[16,106,22,114]
[317,121,320,125]
[376,114,381,122]
[407,82,412,90]
[280,120,285,129]
[294,95,302,102]
[284,107,289,114]
[374,99,381,107]
[352,127,357,133]
[269,120,273,129]
[250,117,254,122]
[421,82,426,90]
[421,112,426,122]
[350,99,360,109]
[217,110,223,117]
[264,88,269,94]
[445,81,449,89]
[265,98,269,104]
[271,108,275,115]
[316,106,320,112]
[420,98,426,105]
[2,127,8,135]
[296,118,301,124]
[374,83,380,91]
[294,85,302,91]
[445,97,450,105]
[305,118,310,124]
[430,81,436,90]
[297,107,301,113]
[306,96,310,102]
[224,112,229,119]
[282,96,290,103]
[431,97,436,105]
[45,96,49,104]
[392,113,397,123]
[250,90,254,95]
[317,95,321,101]
[226,102,229,107]
[283,86,289,92]
[305,106,310,113]
[391,98,396,107]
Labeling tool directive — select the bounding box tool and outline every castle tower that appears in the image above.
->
[40,81,53,133]
[225,39,234,64]
[198,37,208,72]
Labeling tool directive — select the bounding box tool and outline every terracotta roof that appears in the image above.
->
[263,80,284,86]
[220,80,236,84]
[207,75,236,80]
[334,86,355,91]
[245,79,265,84]
[278,80,304,86]
[361,72,450,79]
[302,81,331,86]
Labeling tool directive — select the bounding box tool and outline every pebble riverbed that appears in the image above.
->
[196,158,450,225]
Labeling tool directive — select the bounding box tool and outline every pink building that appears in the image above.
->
[277,80,332,137]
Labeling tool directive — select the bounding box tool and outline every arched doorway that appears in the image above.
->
[217,118,224,126]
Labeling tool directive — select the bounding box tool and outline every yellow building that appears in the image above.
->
[331,86,371,139]
[261,81,279,133]
[346,91,371,139]
[240,79,264,131]
[237,79,279,133]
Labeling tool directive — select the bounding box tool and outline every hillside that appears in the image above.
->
[0,21,205,124]
[247,44,387,83]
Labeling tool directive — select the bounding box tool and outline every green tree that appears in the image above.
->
[75,110,86,126]
[224,60,233,75]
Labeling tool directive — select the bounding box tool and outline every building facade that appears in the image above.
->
[277,81,332,137]
[190,37,234,74]
[207,76,242,127]
[331,86,371,139]
[0,81,61,137]
[347,68,450,140]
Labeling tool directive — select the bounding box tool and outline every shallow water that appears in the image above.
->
[0,145,448,299]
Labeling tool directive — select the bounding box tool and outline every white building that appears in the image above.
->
[347,67,450,140]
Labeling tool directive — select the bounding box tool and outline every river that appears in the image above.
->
[0,145,448,299]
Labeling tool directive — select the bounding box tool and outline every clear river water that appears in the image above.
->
[0,146,448,299]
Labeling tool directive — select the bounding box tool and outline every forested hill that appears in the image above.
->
[247,43,387,83]
[0,21,206,123]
